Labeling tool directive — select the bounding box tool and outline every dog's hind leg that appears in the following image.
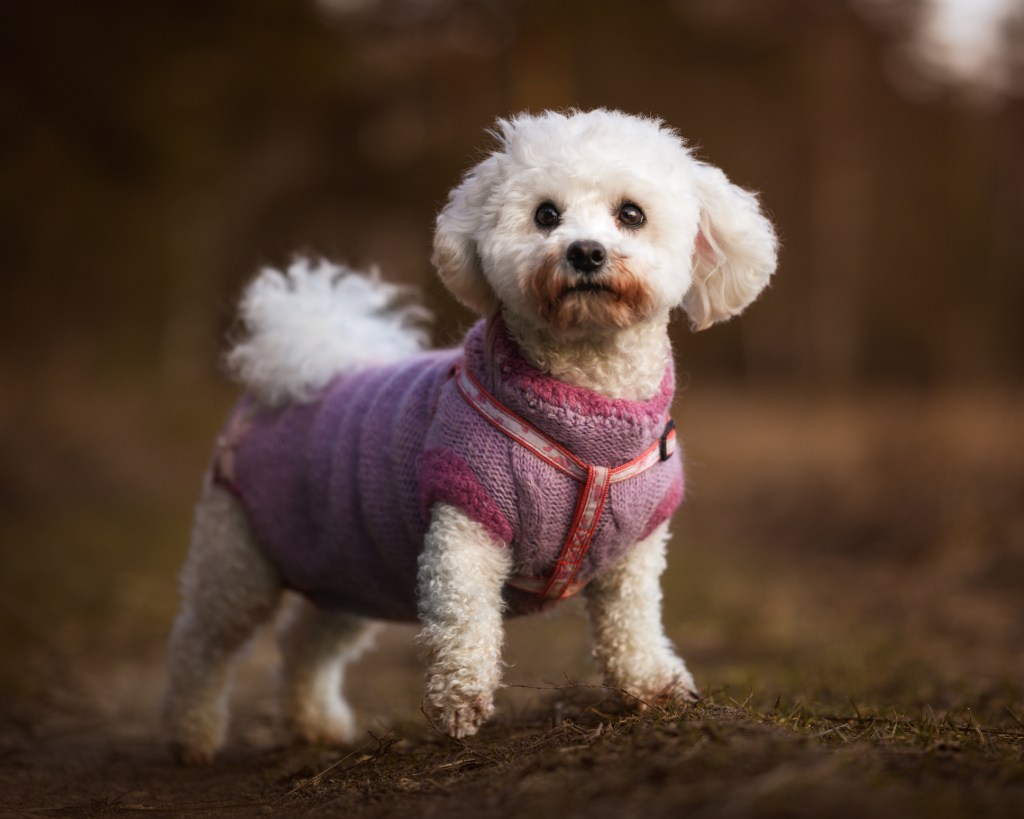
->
[277,597,380,746]
[163,480,283,764]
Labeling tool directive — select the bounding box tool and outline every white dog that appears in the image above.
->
[163,109,777,763]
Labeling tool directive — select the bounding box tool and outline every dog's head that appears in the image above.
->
[432,109,777,336]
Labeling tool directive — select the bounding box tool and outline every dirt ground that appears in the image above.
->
[1,379,1023,817]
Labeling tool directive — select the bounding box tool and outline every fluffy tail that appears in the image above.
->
[226,258,430,406]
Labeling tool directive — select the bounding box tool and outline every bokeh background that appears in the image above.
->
[4,0,1024,389]
[1,0,1023,787]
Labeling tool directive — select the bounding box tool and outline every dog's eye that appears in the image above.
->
[617,202,645,229]
[534,202,561,229]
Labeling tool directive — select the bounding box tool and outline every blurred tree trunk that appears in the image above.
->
[801,10,876,387]
[160,190,224,394]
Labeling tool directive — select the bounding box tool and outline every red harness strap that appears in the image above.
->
[454,364,676,600]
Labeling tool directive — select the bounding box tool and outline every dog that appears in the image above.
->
[162,108,777,763]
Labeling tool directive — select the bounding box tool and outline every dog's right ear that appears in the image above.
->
[431,155,501,317]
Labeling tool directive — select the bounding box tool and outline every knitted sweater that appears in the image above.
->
[215,319,684,622]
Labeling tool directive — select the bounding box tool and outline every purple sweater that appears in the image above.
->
[216,320,683,621]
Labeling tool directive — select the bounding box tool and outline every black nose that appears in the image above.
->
[566,240,607,275]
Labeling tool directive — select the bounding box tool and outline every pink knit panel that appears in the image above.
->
[419,447,514,544]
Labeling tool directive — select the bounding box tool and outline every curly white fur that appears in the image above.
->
[163,479,283,764]
[227,258,430,406]
[276,597,381,746]
[684,163,779,331]
[433,108,777,398]
[164,108,777,762]
[584,521,697,704]
[417,504,511,738]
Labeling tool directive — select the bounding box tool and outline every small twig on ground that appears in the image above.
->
[503,679,657,711]
[811,724,847,740]
[287,733,397,795]
[418,705,505,765]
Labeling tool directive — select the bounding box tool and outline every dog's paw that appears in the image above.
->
[169,738,218,766]
[164,701,226,765]
[648,670,700,706]
[290,700,357,747]
[613,660,700,709]
[423,685,495,739]
[433,696,495,739]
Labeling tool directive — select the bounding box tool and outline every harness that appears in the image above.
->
[454,363,676,601]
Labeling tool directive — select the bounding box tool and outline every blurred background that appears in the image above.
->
[1,0,1022,753]
[3,0,1023,389]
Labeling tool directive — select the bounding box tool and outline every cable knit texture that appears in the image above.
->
[217,319,684,621]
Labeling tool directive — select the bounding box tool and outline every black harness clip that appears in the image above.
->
[659,418,676,462]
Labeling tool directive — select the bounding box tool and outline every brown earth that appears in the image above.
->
[1,378,1022,817]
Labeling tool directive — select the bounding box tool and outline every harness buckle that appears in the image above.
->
[659,419,676,462]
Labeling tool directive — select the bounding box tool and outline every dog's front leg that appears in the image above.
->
[417,503,511,738]
[584,521,699,706]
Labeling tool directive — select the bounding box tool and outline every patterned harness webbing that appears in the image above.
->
[453,364,676,601]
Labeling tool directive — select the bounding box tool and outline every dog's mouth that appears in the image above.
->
[529,253,656,332]
[560,281,615,298]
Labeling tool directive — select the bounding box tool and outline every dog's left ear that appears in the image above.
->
[682,162,778,331]
[431,156,501,317]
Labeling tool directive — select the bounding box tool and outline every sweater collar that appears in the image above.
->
[462,318,676,466]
